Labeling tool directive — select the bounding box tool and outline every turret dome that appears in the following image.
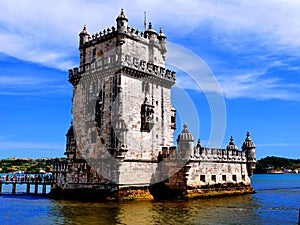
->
[116,8,128,21]
[80,25,89,35]
[177,124,194,142]
[242,132,255,149]
[144,22,158,38]
[226,136,238,150]
[158,27,166,39]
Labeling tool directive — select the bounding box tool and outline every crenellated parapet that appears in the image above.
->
[191,147,246,162]
[190,136,247,162]
[79,19,166,51]
[157,127,249,164]
[73,9,173,87]
[80,53,176,84]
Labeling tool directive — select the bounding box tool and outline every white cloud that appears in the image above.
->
[1,1,300,62]
[0,0,300,101]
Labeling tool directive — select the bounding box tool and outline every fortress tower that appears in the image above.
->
[69,9,176,161]
[51,10,256,200]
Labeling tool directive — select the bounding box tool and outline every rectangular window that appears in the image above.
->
[212,175,216,182]
[232,175,237,181]
[222,175,226,181]
[200,175,205,182]
[91,131,97,144]
[242,175,245,181]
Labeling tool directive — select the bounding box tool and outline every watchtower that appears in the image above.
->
[68,9,176,161]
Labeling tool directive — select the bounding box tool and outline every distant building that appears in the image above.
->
[51,9,256,200]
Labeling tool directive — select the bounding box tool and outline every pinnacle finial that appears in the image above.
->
[80,24,89,35]
[229,136,235,145]
[148,22,153,30]
[183,123,188,129]
[246,132,251,141]
[117,8,128,21]
[196,139,201,147]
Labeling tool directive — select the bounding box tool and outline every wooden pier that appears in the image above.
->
[0,181,52,195]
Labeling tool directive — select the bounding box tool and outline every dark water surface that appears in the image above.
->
[0,174,299,225]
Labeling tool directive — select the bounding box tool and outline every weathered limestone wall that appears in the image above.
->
[118,160,158,186]
[120,74,174,160]
[186,161,251,188]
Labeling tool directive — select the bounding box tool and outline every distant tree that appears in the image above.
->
[255,156,300,172]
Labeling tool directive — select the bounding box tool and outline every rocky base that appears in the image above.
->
[118,186,154,201]
[49,184,255,201]
[186,184,256,200]
[49,186,154,201]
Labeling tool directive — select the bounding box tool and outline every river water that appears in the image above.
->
[0,174,299,225]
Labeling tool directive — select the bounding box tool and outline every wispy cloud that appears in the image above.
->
[0,1,300,101]
[256,143,300,148]
[0,141,65,158]
[0,75,70,97]
[175,67,300,101]
[0,141,64,150]
[219,70,300,101]
[1,1,300,69]
[0,75,51,86]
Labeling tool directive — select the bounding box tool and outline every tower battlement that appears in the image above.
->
[80,24,166,50]
[191,147,247,162]
[77,9,169,79]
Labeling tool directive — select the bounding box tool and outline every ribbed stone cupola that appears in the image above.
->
[226,136,238,150]
[177,124,194,142]
[242,132,255,149]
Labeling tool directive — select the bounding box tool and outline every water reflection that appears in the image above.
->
[52,195,259,225]
[1,175,298,224]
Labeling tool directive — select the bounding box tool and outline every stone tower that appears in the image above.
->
[69,9,176,162]
[52,9,256,201]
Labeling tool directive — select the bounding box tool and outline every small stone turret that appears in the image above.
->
[78,25,90,73]
[158,27,167,60]
[116,9,128,33]
[242,132,256,176]
[177,124,194,158]
[65,124,77,160]
[79,25,90,48]
[144,22,158,40]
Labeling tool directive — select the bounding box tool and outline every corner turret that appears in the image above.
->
[242,132,256,176]
[79,25,90,48]
[116,9,128,33]
[65,124,77,160]
[158,27,167,59]
[144,22,158,40]
[177,124,194,158]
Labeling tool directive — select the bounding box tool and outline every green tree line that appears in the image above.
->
[255,156,300,172]
[0,158,66,174]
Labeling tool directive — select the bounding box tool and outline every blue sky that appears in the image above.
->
[0,0,299,159]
